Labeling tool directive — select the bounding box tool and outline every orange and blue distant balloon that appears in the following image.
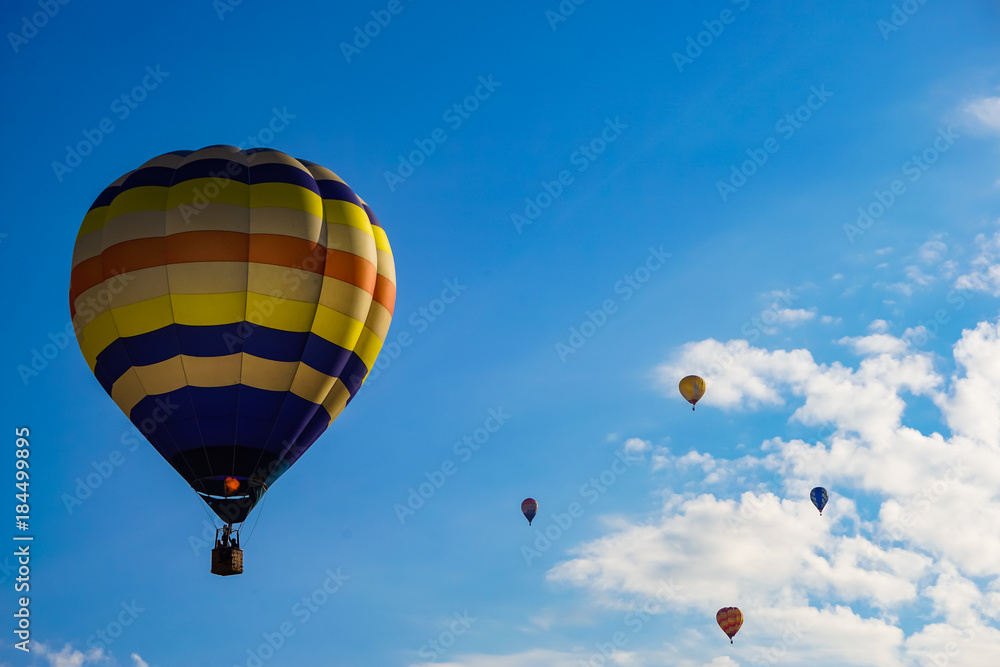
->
[716,607,743,644]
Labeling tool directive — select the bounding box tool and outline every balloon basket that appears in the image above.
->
[211,546,244,576]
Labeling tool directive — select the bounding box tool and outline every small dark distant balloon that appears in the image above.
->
[810,487,829,515]
[521,498,538,525]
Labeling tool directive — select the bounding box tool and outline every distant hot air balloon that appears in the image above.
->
[810,487,829,515]
[521,498,538,525]
[679,375,706,411]
[717,607,743,644]
[69,146,396,575]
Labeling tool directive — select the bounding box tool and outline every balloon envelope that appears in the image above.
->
[69,146,396,524]
[521,498,538,525]
[810,487,829,515]
[678,375,706,410]
[717,607,743,643]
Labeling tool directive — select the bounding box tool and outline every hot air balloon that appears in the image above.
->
[810,487,828,515]
[678,375,706,411]
[69,146,396,575]
[521,498,538,525]
[717,607,743,644]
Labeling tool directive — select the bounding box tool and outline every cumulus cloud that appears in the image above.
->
[965,96,1000,132]
[954,229,1000,296]
[774,308,816,325]
[408,649,594,667]
[34,644,108,667]
[624,438,651,454]
[558,320,1000,665]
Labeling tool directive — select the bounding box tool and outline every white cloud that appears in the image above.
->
[820,315,841,325]
[131,656,150,667]
[774,308,815,325]
[954,230,1000,296]
[938,320,1000,448]
[566,321,1000,664]
[409,649,596,667]
[965,96,1000,132]
[624,438,651,454]
[34,644,108,667]
[869,319,891,334]
[838,333,909,356]
[918,239,948,264]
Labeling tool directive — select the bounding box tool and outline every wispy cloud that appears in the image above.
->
[965,96,1000,133]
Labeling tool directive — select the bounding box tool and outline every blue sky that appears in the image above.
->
[3,0,1000,665]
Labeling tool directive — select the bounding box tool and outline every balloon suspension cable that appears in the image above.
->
[196,492,223,530]
[241,486,270,549]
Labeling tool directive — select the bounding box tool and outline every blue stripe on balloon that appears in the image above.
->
[316,179,363,207]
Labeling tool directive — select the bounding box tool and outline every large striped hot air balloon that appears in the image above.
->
[69,146,395,540]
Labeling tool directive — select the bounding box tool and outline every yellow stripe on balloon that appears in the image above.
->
[288,363,339,404]
[75,309,121,370]
[311,306,366,351]
[322,200,374,237]
[249,183,323,217]
[111,295,177,337]
[352,325,385,370]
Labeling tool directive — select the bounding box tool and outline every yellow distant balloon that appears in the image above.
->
[678,375,706,411]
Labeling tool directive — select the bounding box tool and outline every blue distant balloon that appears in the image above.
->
[810,487,829,515]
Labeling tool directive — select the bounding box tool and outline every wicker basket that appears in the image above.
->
[211,547,244,576]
